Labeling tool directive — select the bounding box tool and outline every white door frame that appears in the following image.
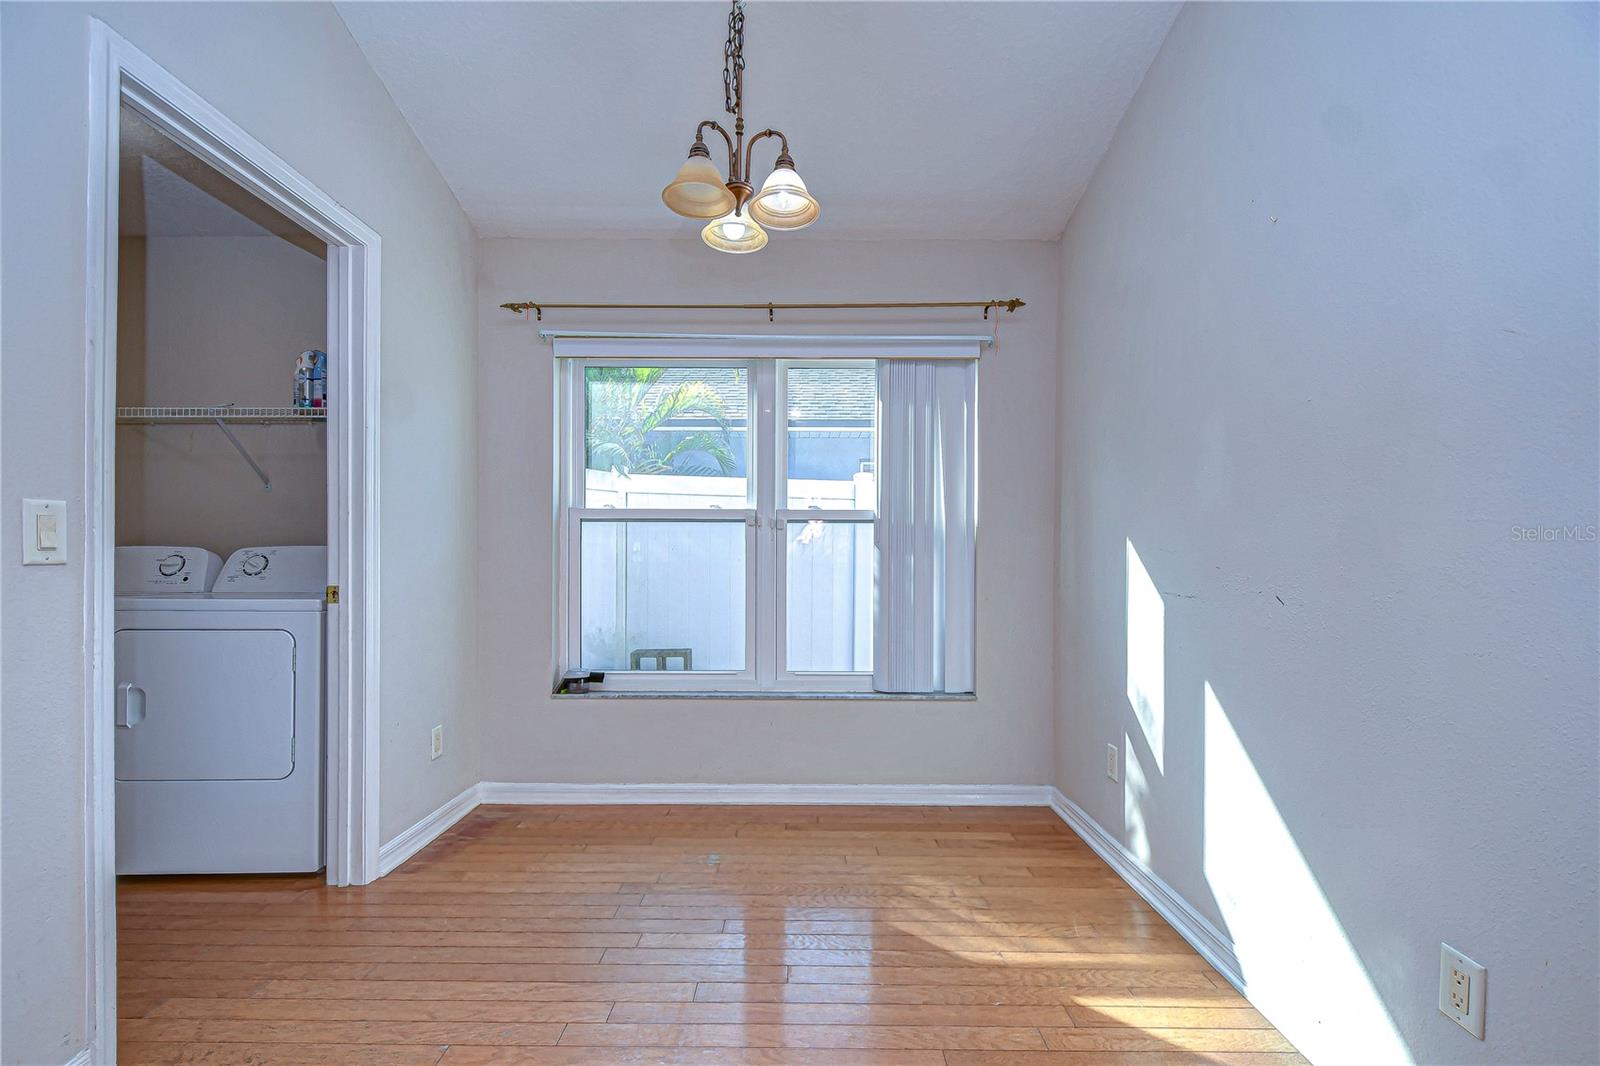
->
[84,20,382,1061]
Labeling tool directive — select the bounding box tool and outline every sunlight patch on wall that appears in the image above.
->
[1203,682,1410,1063]
[1125,539,1165,772]
[1123,730,1153,865]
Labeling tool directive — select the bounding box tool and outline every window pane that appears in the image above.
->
[585,366,748,508]
[785,520,873,673]
[580,520,746,672]
[786,365,875,510]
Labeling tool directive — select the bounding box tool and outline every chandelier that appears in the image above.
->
[660,0,819,253]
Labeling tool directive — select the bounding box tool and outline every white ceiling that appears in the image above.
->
[336,1,1178,241]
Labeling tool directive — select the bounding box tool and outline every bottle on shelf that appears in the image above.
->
[294,349,328,409]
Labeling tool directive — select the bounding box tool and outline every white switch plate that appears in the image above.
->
[21,499,66,565]
[1106,743,1119,782]
[1439,942,1486,1039]
[431,725,445,760]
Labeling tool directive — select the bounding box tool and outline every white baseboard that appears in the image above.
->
[478,781,1052,807]
[377,783,482,877]
[63,1049,93,1066]
[1047,786,1244,992]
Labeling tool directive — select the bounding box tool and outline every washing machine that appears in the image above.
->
[115,545,327,874]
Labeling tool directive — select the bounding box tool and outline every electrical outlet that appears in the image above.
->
[1439,943,1485,1039]
[1449,967,1469,1013]
[430,725,444,761]
[1106,743,1119,782]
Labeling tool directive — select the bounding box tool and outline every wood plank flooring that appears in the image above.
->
[117,804,1303,1065]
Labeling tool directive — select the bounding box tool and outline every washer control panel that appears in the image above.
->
[115,546,223,593]
[215,546,328,595]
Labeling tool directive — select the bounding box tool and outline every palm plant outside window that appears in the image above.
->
[584,367,738,482]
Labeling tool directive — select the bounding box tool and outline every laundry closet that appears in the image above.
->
[112,105,331,875]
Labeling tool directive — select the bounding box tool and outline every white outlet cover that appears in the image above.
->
[1106,743,1119,782]
[430,725,444,760]
[1439,942,1486,1039]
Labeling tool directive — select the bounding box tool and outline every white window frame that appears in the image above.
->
[558,357,875,693]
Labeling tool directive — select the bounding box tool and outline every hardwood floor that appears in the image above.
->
[117,804,1304,1065]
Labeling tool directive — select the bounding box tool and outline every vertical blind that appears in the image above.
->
[873,360,978,694]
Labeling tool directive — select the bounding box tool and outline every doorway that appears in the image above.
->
[84,20,381,1060]
[115,104,330,876]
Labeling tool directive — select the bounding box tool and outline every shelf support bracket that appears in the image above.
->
[214,418,272,491]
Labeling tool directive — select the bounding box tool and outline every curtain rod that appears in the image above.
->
[539,329,995,348]
[501,298,1026,322]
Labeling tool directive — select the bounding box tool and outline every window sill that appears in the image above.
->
[551,690,977,702]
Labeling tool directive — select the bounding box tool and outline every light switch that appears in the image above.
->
[22,499,66,565]
[36,512,59,551]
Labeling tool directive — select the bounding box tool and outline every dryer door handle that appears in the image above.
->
[116,682,147,728]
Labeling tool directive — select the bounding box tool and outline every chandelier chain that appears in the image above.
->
[722,0,745,116]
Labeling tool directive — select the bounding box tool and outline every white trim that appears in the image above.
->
[1047,787,1244,992]
[84,25,119,1064]
[377,784,482,878]
[547,333,988,359]
[572,507,757,523]
[753,360,779,684]
[325,240,384,891]
[479,782,1051,806]
[85,22,383,1062]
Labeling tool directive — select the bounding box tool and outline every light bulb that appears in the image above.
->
[766,190,805,213]
[749,165,820,230]
[701,209,768,253]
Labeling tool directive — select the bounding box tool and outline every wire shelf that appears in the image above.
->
[117,405,326,425]
[115,405,324,490]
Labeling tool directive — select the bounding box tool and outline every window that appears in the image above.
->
[558,346,977,695]
[583,366,749,509]
[781,365,875,675]
[562,360,875,691]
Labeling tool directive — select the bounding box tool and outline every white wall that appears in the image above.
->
[0,5,479,1063]
[117,234,328,553]
[1053,3,1598,1063]
[476,238,1058,786]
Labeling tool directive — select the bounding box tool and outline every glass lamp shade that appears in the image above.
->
[701,210,768,254]
[662,155,737,219]
[748,166,820,229]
